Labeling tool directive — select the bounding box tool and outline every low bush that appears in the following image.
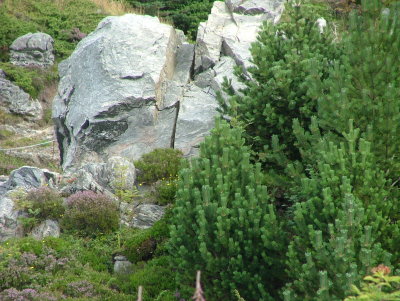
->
[61,191,119,236]
[154,178,178,205]
[135,148,183,184]
[129,256,176,301]
[25,186,65,221]
[122,214,169,263]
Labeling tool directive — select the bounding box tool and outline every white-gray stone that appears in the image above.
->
[0,75,42,120]
[10,32,55,67]
[113,255,133,274]
[195,0,285,73]
[175,84,219,157]
[131,204,165,229]
[52,14,182,170]
[31,219,60,239]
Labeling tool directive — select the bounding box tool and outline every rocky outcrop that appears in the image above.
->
[0,71,42,120]
[53,1,285,170]
[10,32,55,67]
[195,0,284,73]
[130,203,165,229]
[0,166,60,241]
[31,219,60,239]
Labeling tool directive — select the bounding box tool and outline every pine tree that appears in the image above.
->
[218,0,341,170]
[309,0,400,184]
[168,119,287,301]
[284,121,394,300]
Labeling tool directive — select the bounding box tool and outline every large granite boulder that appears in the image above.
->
[10,32,55,67]
[53,14,186,169]
[0,71,42,120]
[53,1,285,171]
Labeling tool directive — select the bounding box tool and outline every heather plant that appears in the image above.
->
[61,190,119,236]
[63,280,96,298]
[0,288,58,301]
[169,119,287,300]
[25,186,65,221]
[135,148,183,184]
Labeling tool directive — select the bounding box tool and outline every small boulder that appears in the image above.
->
[10,32,55,67]
[31,219,60,239]
[0,75,42,120]
[113,255,133,274]
[131,204,165,229]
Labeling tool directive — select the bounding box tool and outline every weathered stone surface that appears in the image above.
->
[31,219,60,239]
[10,32,55,67]
[0,167,60,241]
[0,75,42,120]
[227,0,284,16]
[195,0,284,72]
[113,255,133,274]
[194,2,233,73]
[60,156,136,196]
[0,192,23,241]
[175,84,219,157]
[173,43,195,84]
[2,166,59,192]
[131,204,165,229]
[53,14,182,170]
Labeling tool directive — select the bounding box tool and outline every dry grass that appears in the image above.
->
[88,0,142,15]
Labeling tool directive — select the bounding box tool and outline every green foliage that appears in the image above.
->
[154,178,178,205]
[135,148,183,184]
[0,235,133,300]
[61,191,119,237]
[169,119,287,300]
[218,0,340,169]
[284,121,394,300]
[111,162,140,203]
[345,265,400,300]
[1,0,107,61]
[129,256,176,301]
[122,213,170,263]
[25,186,65,221]
[311,0,400,183]
[126,0,214,40]
[0,151,33,175]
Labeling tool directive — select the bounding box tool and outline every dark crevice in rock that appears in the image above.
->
[170,101,180,148]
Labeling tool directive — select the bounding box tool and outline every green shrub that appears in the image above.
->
[169,119,287,300]
[61,191,119,236]
[154,178,178,205]
[218,0,340,170]
[135,148,183,184]
[25,186,65,221]
[129,256,176,301]
[284,121,394,300]
[123,214,170,263]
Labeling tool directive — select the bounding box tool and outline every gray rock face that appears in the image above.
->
[0,74,42,120]
[0,166,60,241]
[53,14,182,169]
[195,0,284,72]
[131,204,165,229]
[60,156,136,195]
[113,255,133,274]
[10,32,55,67]
[53,2,285,170]
[31,219,60,239]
